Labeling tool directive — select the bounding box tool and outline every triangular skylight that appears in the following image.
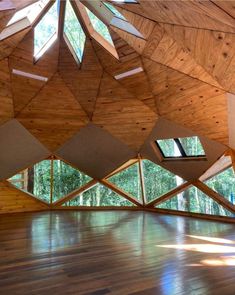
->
[34,0,60,61]
[103,2,126,20]
[108,162,142,202]
[64,0,86,62]
[85,6,114,46]
[142,160,185,203]
[63,183,135,206]
[103,1,143,38]
[1,0,143,62]
[0,0,49,41]
[156,186,234,217]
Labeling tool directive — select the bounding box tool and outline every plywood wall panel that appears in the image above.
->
[0,181,47,214]
[58,39,103,118]
[161,24,235,93]
[93,73,157,151]
[138,0,235,32]
[17,73,89,151]
[93,37,157,112]
[0,28,30,61]
[9,31,59,113]
[0,58,14,125]
[143,58,228,145]
[143,27,222,88]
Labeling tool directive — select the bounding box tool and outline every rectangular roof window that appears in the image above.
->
[155,136,206,159]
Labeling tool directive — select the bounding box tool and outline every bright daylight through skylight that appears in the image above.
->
[64,0,86,62]
[34,0,59,60]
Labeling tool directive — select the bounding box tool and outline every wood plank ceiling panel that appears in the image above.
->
[138,0,235,32]
[143,23,222,88]
[212,1,235,19]
[58,38,103,119]
[0,28,30,61]
[142,58,229,145]
[161,24,235,93]
[0,181,47,214]
[92,31,157,112]
[0,58,14,126]
[92,72,157,151]
[17,73,89,151]
[9,31,59,113]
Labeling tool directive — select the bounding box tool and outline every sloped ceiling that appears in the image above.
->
[0,0,234,180]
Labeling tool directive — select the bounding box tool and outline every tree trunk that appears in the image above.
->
[27,167,34,194]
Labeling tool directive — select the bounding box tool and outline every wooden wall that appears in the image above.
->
[0,181,47,214]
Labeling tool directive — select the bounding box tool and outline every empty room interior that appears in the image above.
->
[1,0,235,294]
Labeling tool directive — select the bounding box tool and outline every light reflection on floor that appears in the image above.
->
[156,234,235,266]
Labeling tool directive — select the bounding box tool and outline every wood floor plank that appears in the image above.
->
[0,211,235,294]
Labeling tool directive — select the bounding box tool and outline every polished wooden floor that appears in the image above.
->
[1,211,235,295]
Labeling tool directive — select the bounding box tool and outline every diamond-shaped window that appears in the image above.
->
[0,0,49,41]
[103,2,126,20]
[85,7,114,46]
[64,0,86,63]
[34,0,60,61]
[8,158,92,204]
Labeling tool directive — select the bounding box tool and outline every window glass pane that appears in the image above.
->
[156,186,234,217]
[85,7,114,46]
[103,2,126,20]
[157,139,181,157]
[7,0,50,26]
[52,160,92,203]
[8,160,51,203]
[108,163,142,201]
[179,136,205,156]
[34,0,59,59]
[63,184,134,206]
[205,167,235,205]
[143,160,185,203]
[64,0,86,62]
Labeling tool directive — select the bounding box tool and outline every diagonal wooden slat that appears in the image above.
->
[100,179,143,207]
[194,180,235,214]
[146,181,193,208]
[53,179,98,207]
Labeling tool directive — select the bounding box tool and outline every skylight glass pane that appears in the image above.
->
[179,136,205,156]
[85,7,114,46]
[64,0,86,62]
[157,139,182,157]
[103,2,126,20]
[34,0,59,59]
[7,0,50,26]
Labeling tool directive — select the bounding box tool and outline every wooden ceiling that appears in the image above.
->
[0,0,234,152]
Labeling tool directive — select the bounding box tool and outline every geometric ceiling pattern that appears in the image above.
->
[0,0,233,154]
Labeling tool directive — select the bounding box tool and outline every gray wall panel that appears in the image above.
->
[56,123,136,179]
[0,119,50,180]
